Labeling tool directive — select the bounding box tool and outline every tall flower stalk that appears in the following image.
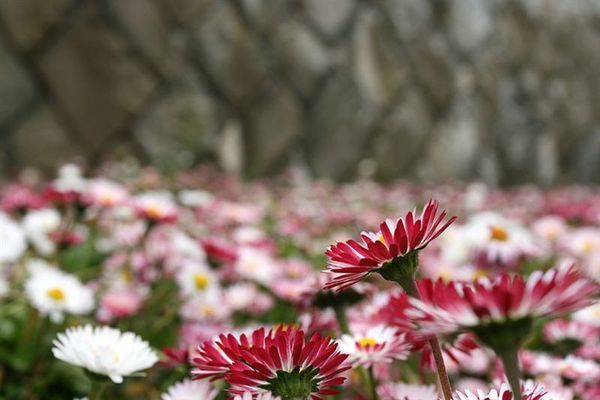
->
[322,199,457,400]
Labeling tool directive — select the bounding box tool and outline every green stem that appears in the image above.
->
[367,366,379,400]
[500,347,522,400]
[89,379,108,400]
[333,304,350,334]
[400,275,453,400]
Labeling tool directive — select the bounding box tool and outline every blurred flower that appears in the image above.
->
[25,260,94,323]
[232,392,281,400]
[161,379,218,400]
[133,191,178,223]
[337,325,410,368]
[409,265,597,337]
[96,289,142,322]
[451,382,550,400]
[52,324,158,383]
[83,178,129,208]
[378,383,437,400]
[0,212,27,264]
[22,208,61,255]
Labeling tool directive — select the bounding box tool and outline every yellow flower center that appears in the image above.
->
[146,205,163,219]
[194,273,209,290]
[99,193,116,206]
[582,241,596,255]
[200,305,215,318]
[47,287,65,301]
[358,337,378,348]
[472,270,488,280]
[490,226,509,242]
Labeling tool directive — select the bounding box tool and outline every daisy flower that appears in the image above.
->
[573,301,600,327]
[323,199,456,291]
[161,378,218,400]
[378,383,437,400]
[543,319,598,346]
[22,208,61,255]
[52,324,158,383]
[408,265,598,338]
[452,382,551,400]
[226,328,350,399]
[464,212,537,268]
[0,212,27,264]
[175,260,219,297]
[337,325,410,367]
[133,191,178,223]
[83,178,129,208]
[191,327,273,380]
[24,260,94,323]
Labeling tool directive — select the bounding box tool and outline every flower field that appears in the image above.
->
[1,164,599,400]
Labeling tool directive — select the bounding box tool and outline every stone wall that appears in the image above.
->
[1,0,599,184]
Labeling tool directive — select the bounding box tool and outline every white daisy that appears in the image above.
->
[24,260,94,323]
[161,378,218,400]
[175,260,218,297]
[133,191,178,222]
[83,178,129,208]
[379,383,438,400]
[0,212,27,264]
[52,324,158,383]
[53,164,87,193]
[235,247,279,284]
[573,301,600,328]
[337,325,410,367]
[22,208,61,255]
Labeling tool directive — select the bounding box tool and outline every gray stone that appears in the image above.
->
[0,40,36,126]
[371,90,432,178]
[381,0,432,41]
[40,5,157,150]
[12,106,80,169]
[245,85,302,176]
[448,0,493,53]
[109,0,172,75]
[135,90,220,170]
[352,10,408,106]
[0,0,70,49]
[191,2,268,106]
[425,99,482,181]
[153,0,214,25]
[274,21,332,94]
[306,72,377,179]
[303,0,355,39]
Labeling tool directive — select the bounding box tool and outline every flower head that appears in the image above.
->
[409,265,598,338]
[52,324,158,383]
[161,378,218,400]
[451,382,551,400]
[25,260,94,323]
[227,329,349,399]
[378,383,438,400]
[337,325,410,367]
[323,199,456,291]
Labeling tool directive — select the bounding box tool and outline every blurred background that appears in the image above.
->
[0,0,599,185]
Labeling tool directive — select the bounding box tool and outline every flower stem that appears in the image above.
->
[367,366,379,400]
[333,304,350,334]
[89,379,108,400]
[400,276,453,400]
[500,347,522,400]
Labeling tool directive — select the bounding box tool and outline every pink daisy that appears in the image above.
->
[323,199,456,291]
[225,328,350,400]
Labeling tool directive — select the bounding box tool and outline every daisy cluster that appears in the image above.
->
[0,163,599,400]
